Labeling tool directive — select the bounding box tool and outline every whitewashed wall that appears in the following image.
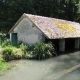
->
[12,17,45,45]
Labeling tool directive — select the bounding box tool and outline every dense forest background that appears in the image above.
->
[0,0,80,32]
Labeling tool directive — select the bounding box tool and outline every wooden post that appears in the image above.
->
[59,39,65,52]
[74,38,79,49]
[10,33,17,46]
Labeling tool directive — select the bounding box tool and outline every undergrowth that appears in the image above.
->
[0,33,56,60]
[0,58,11,75]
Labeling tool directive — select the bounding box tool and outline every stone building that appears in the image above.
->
[9,13,80,52]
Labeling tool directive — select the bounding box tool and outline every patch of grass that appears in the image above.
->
[0,58,11,75]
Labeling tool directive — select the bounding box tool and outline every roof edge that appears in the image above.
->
[25,15,49,39]
[8,13,27,34]
[8,13,49,39]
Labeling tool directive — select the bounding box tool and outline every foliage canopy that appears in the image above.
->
[0,0,80,32]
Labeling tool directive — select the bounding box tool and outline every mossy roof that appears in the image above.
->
[9,13,80,39]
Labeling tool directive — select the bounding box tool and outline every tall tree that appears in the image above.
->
[0,0,36,32]
[32,0,60,17]
[32,0,80,21]
[64,0,80,21]
[0,0,80,32]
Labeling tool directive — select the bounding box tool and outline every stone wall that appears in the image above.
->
[11,17,45,45]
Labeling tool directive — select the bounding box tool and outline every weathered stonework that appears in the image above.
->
[11,18,45,45]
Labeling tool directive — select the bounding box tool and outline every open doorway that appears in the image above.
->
[45,37,76,52]
[65,38,75,52]
[10,33,18,46]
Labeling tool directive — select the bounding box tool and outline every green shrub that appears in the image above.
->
[23,51,34,59]
[13,49,24,59]
[20,43,29,52]
[34,43,55,59]
[2,39,10,47]
[24,42,56,60]
[3,47,13,61]
[0,41,56,60]
[4,47,13,55]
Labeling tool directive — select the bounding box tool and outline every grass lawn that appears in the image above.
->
[0,58,12,75]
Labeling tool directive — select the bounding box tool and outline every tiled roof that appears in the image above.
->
[26,14,80,39]
[9,13,80,39]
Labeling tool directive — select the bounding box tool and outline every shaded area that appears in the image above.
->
[45,38,59,51]
[0,51,80,80]
[45,38,76,53]
[65,38,75,52]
